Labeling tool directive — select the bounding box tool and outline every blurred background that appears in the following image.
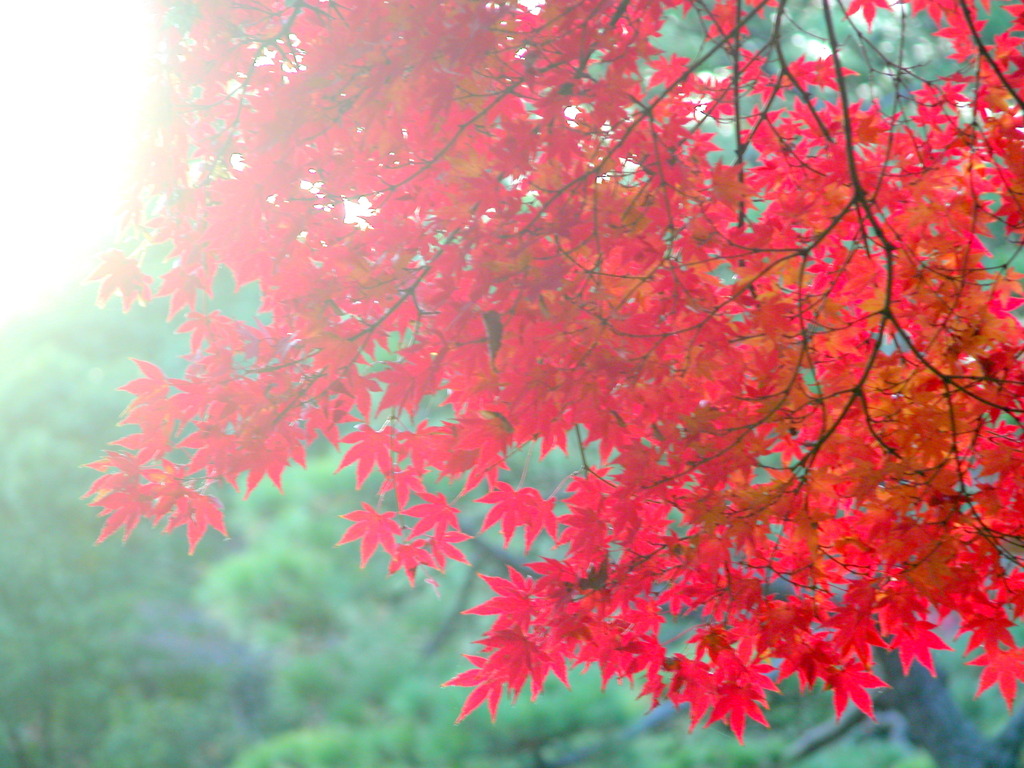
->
[2,2,1019,767]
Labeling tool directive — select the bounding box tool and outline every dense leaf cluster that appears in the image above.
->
[90,0,1024,735]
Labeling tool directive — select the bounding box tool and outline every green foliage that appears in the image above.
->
[229,727,354,768]
[0,284,258,768]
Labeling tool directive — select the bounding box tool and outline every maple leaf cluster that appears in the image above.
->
[88,0,1024,737]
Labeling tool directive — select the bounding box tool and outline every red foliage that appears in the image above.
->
[87,0,1024,735]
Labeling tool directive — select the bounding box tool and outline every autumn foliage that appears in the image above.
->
[88,0,1024,737]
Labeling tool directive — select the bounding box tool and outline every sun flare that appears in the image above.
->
[3,3,154,328]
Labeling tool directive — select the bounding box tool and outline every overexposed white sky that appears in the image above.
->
[3,2,155,328]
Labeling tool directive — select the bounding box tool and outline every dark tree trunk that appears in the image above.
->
[878,652,1024,768]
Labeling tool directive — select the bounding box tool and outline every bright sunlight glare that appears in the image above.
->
[3,3,155,328]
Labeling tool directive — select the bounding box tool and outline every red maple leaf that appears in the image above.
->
[825,668,887,720]
[971,649,1024,708]
[90,248,152,311]
[337,426,397,488]
[478,482,557,552]
[405,492,460,537]
[336,504,401,567]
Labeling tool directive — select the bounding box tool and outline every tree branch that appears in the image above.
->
[877,652,1021,768]
[545,701,685,768]
[776,707,867,766]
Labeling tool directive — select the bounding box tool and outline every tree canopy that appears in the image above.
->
[89,0,1024,739]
